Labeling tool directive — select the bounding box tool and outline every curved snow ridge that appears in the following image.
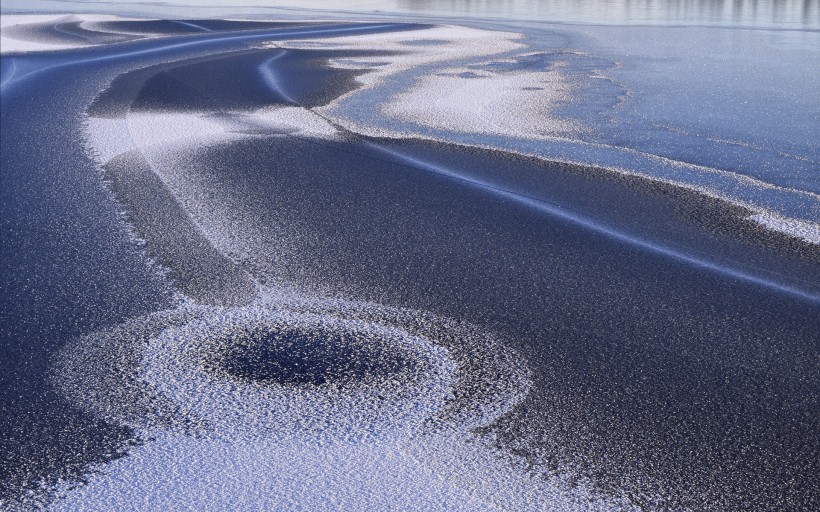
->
[335,116,820,246]
[84,107,340,164]
[0,14,143,54]
[47,293,638,511]
[254,23,819,246]
[1,21,412,91]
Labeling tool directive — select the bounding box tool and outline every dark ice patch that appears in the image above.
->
[91,19,319,36]
[207,324,415,387]
[89,47,395,116]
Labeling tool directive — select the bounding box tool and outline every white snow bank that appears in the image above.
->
[749,212,820,245]
[258,25,579,139]
[384,64,579,138]
[0,14,137,53]
[85,107,340,164]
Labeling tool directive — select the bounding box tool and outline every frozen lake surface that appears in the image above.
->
[1,3,818,511]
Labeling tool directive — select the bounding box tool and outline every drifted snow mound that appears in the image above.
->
[114,306,453,442]
[53,293,528,439]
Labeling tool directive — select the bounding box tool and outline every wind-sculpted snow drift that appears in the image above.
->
[1,14,818,512]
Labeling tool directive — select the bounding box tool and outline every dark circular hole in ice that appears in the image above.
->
[205,324,418,387]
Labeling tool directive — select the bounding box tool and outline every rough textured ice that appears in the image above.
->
[50,293,633,510]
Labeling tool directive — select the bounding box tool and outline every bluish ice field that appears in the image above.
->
[1,1,818,511]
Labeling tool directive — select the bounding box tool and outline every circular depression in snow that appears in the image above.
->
[47,296,600,511]
[53,295,530,442]
[141,306,455,441]
[200,317,424,387]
